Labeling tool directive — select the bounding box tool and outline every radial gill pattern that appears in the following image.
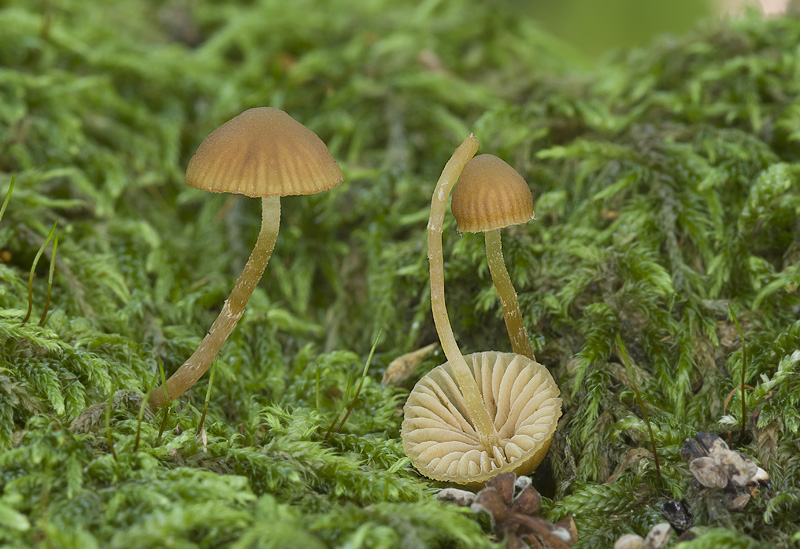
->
[402,351,561,485]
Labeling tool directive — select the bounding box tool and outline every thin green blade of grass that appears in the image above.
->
[155,359,171,446]
[728,304,748,443]
[617,334,662,483]
[38,232,58,327]
[326,330,382,439]
[106,388,118,462]
[0,174,14,224]
[21,221,57,326]
[197,358,219,439]
[134,366,163,453]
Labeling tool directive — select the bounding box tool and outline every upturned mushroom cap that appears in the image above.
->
[451,154,534,233]
[402,351,561,486]
[185,107,343,198]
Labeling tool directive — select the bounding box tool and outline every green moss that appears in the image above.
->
[2,0,800,547]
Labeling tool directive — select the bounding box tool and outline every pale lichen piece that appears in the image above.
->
[436,487,476,507]
[689,456,728,488]
[644,523,673,549]
[613,533,647,549]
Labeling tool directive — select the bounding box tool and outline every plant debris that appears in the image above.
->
[381,342,438,386]
[660,500,693,534]
[471,473,578,549]
[437,487,477,507]
[613,522,673,549]
[680,432,770,511]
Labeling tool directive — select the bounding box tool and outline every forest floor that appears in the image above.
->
[2,1,800,547]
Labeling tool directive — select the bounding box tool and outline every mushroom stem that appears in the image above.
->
[428,135,500,451]
[148,195,281,410]
[484,229,534,360]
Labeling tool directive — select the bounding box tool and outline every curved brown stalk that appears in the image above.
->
[148,196,280,410]
[485,229,534,360]
[428,135,500,451]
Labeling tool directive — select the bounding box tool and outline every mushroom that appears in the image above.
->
[451,154,535,360]
[148,107,342,410]
[402,350,561,485]
[402,136,561,485]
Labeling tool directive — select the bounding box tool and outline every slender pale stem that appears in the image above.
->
[485,229,534,360]
[428,135,500,450]
[148,196,281,410]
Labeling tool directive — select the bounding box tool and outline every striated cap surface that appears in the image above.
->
[402,351,561,486]
[185,107,343,198]
[451,154,534,233]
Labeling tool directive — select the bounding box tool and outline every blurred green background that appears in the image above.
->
[530,0,711,56]
[522,0,788,58]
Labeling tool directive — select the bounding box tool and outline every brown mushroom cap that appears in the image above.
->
[185,107,343,198]
[451,154,534,233]
[402,351,561,486]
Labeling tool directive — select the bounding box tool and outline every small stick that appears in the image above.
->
[38,232,58,326]
[22,221,57,326]
[617,335,661,482]
[323,410,343,441]
[323,374,352,441]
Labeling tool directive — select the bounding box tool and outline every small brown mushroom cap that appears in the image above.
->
[451,154,534,233]
[185,107,343,198]
[402,351,561,486]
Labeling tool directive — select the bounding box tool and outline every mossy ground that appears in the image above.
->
[2,1,800,547]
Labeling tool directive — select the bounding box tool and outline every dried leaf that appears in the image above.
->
[381,343,438,385]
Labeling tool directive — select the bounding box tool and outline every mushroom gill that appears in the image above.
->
[402,351,561,486]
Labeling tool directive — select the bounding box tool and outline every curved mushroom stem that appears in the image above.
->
[485,229,534,360]
[148,195,281,410]
[428,135,500,451]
